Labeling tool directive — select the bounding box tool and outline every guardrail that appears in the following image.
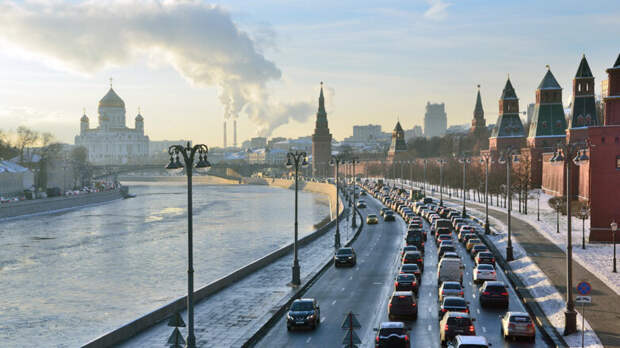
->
[83,189,345,348]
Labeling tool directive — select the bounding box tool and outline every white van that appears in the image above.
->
[437,258,464,285]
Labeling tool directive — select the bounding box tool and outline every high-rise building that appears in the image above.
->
[526,103,535,126]
[423,102,447,138]
[352,124,382,142]
[311,82,332,177]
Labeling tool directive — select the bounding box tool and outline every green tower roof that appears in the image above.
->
[575,55,593,78]
[537,69,561,90]
[500,78,517,100]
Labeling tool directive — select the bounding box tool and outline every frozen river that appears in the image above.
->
[0,183,330,347]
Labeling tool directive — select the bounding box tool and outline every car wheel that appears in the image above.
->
[287,325,291,331]
[317,316,321,325]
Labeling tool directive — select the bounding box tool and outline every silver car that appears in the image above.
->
[438,281,464,302]
[500,312,536,341]
[473,263,496,284]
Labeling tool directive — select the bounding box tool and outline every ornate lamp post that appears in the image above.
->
[330,156,344,249]
[455,154,471,217]
[611,221,618,273]
[422,159,428,197]
[480,153,492,234]
[580,205,589,250]
[286,151,308,286]
[498,146,519,262]
[437,159,447,206]
[536,189,541,221]
[166,142,211,348]
[350,158,359,228]
[408,160,414,187]
[400,161,405,190]
[550,143,589,335]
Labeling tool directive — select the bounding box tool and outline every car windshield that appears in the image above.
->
[337,249,353,255]
[479,252,493,258]
[510,316,532,323]
[447,317,472,326]
[402,264,419,271]
[457,345,488,348]
[443,283,461,290]
[368,214,377,218]
[444,298,465,306]
[397,274,414,281]
[477,264,494,270]
[379,327,405,336]
[291,301,313,311]
[486,285,506,292]
[392,295,413,305]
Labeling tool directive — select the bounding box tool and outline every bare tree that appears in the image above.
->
[16,126,39,166]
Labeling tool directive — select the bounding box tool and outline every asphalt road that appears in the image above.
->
[255,192,549,347]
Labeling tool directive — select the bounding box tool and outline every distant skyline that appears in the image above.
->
[0,0,619,146]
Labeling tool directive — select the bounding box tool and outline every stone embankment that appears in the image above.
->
[0,189,123,220]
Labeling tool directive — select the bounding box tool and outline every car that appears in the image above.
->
[447,335,490,348]
[470,244,489,258]
[436,234,452,246]
[360,190,367,196]
[438,296,469,320]
[401,245,418,258]
[438,245,456,259]
[402,251,423,268]
[474,251,495,265]
[432,219,452,234]
[400,263,422,279]
[438,281,464,302]
[462,233,478,245]
[380,207,390,216]
[473,263,496,283]
[384,211,396,221]
[438,258,463,285]
[465,238,482,251]
[388,291,418,321]
[439,312,476,345]
[458,231,475,243]
[286,298,320,330]
[440,251,460,263]
[334,247,357,267]
[500,312,536,341]
[436,227,452,237]
[357,200,367,208]
[395,273,418,293]
[479,281,509,308]
[405,232,425,251]
[374,321,410,348]
[367,214,379,224]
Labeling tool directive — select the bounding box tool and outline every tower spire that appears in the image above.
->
[109,77,113,88]
[318,81,325,114]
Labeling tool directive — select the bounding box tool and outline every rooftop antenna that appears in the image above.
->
[109,77,113,88]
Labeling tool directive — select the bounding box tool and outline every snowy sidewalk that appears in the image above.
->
[118,211,360,347]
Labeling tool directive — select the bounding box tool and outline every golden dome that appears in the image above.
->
[98,88,125,108]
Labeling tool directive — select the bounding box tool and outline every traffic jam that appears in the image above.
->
[363,180,540,348]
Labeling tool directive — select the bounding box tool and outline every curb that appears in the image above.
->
[237,206,365,348]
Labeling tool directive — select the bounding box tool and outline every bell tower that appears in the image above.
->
[311,82,333,177]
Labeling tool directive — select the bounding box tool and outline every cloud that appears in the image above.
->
[0,107,75,142]
[0,0,315,136]
[424,0,451,20]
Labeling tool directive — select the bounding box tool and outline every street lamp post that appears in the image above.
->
[286,151,309,286]
[580,205,589,250]
[422,159,428,197]
[400,161,405,190]
[350,158,359,228]
[611,221,618,273]
[555,201,561,233]
[536,189,541,221]
[499,146,519,262]
[480,154,492,234]
[455,154,471,218]
[550,143,589,335]
[409,160,414,188]
[166,142,211,348]
[330,156,343,249]
[437,159,447,206]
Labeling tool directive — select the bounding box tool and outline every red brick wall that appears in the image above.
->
[541,152,565,196]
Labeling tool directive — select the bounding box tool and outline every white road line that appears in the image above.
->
[477,308,480,314]
[349,276,353,280]
[322,316,326,322]
[482,326,487,333]
[341,287,345,292]
[427,324,432,331]
[306,337,312,343]
[332,300,337,306]
[428,307,432,312]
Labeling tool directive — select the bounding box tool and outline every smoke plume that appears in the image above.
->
[0,0,315,136]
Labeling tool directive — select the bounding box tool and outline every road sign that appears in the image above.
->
[576,281,592,295]
[575,295,592,303]
[341,312,361,329]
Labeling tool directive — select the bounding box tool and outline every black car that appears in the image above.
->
[388,291,418,321]
[402,251,423,269]
[375,321,410,348]
[439,296,469,320]
[334,247,357,267]
[474,251,495,266]
[400,263,422,278]
[287,298,320,330]
[439,312,476,345]
[406,233,425,251]
[384,211,396,221]
[479,281,509,308]
[395,273,418,293]
[380,207,390,216]
[357,200,367,208]
[401,245,418,258]
[438,245,456,259]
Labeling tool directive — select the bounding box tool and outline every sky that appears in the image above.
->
[0,0,619,146]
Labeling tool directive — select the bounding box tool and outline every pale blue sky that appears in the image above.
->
[0,0,618,145]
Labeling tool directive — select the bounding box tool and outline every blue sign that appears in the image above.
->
[577,281,591,295]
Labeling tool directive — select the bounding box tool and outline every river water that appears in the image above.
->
[0,183,330,347]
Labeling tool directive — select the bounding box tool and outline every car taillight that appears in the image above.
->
[501,292,508,296]
[459,291,464,295]
[441,308,447,312]
[492,258,495,262]
[395,282,398,287]
[405,335,409,341]
[417,259,423,262]
[376,336,379,343]
[444,325,449,331]
[482,291,490,295]
[464,308,469,313]
[412,282,417,287]
[388,303,392,308]
[412,303,417,307]
[509,323,516,329]
[469,325,475,332]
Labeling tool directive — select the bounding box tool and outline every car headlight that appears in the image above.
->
[306,314,315,319]
[287,313,293,320]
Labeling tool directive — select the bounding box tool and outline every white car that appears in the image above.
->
[473,264,496,284]
[500,312,536,341]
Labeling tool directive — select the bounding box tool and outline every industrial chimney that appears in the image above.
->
[233,119,237,148]
[223,120,227,148]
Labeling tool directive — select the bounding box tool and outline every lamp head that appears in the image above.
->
[285,157,293,169]
[301,156,309,168]
[611,220,618,232]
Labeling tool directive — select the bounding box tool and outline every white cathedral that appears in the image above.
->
[75,84,149,165]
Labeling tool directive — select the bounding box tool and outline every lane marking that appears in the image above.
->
[428,307,432,312]
[482,326,487,333]
[306,337,312,343]
[477,308,480,314]
[332,300,337,306]
[427,324,432,331]
[349,275,353,280]
[341,287,345,292]
[322,316,326,322]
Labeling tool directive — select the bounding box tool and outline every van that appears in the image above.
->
[438,258,463,285]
